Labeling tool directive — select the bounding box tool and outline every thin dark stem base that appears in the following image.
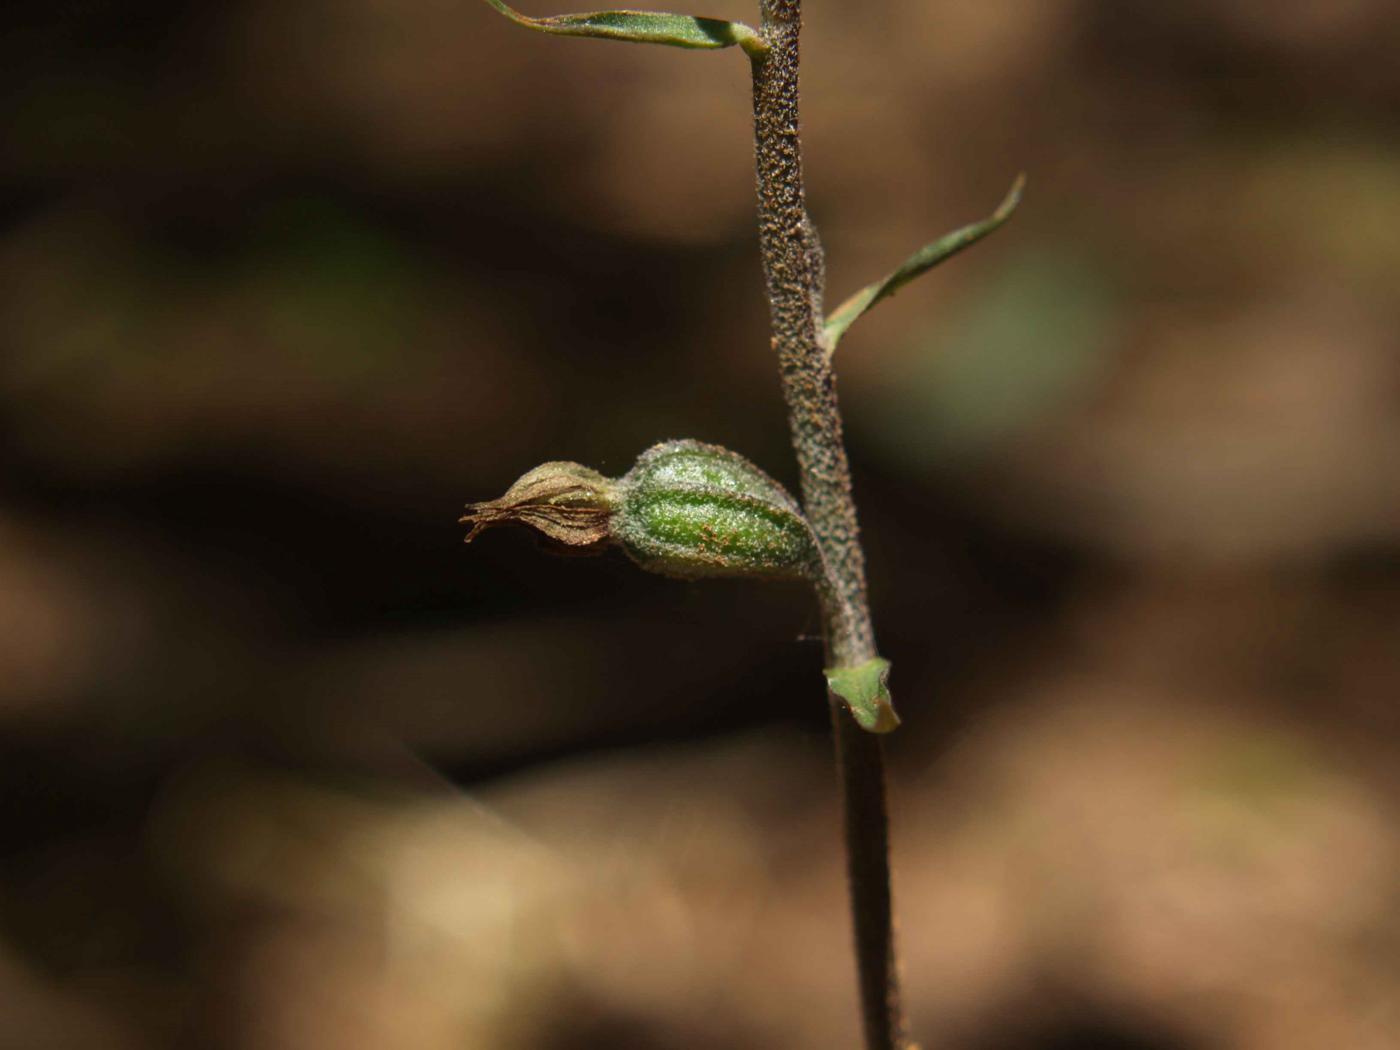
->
[832,703,904,1050]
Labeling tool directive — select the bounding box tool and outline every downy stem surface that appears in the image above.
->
[750,2,907,1046]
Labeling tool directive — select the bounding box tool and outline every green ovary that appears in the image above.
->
[637,451,773,500]
[623,491,811,577]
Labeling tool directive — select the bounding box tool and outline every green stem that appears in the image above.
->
[750,2,906,1046]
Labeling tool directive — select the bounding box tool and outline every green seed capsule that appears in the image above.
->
[614,440,818,581]
[462,440,818,582]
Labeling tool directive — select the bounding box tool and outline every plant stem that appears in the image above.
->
[832,706,903,1050]
[749,2,906,1047]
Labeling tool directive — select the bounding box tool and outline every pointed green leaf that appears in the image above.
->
[481,0,768,57]
[825,657,899,734]
[824,175,1025,352]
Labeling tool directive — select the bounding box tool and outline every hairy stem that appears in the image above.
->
[751,0,869,666]
[750,2,906,1046]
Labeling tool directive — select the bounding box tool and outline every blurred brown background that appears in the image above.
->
[3,1,1400,1048]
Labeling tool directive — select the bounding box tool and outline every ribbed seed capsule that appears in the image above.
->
[462,440,818,582]
[614,440,818,580]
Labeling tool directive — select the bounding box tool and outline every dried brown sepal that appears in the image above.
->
[461,462,618,549]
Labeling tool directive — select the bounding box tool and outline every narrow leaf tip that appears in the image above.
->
[824,173,1027,352]
[480,0,767,56]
